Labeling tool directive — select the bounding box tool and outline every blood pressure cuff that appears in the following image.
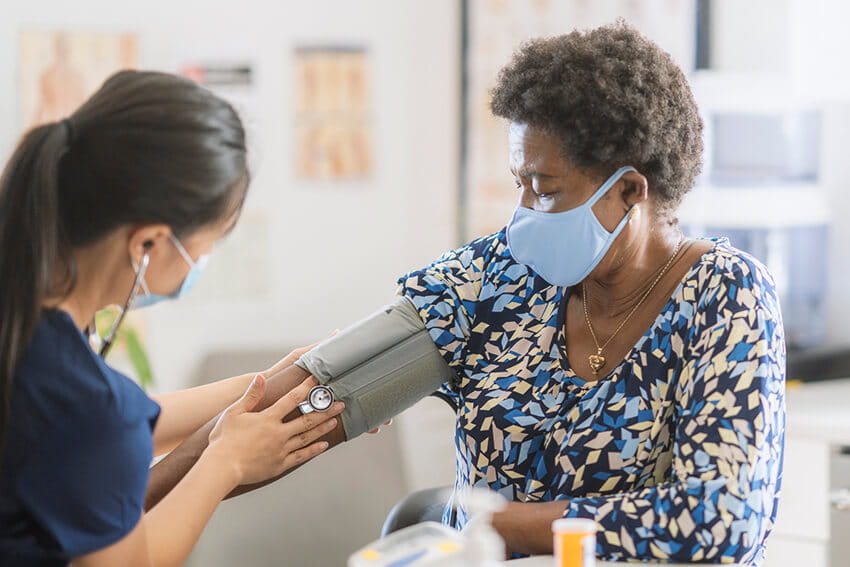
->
[294,296,454,440]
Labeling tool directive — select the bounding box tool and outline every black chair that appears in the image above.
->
[381,486,456,536]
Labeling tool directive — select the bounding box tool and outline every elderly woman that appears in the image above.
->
[398,22,785,565]
[149,22,784,566]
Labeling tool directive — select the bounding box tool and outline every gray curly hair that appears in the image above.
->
[490,21,704,213]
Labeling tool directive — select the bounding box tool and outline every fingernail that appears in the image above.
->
[317,441,329,450]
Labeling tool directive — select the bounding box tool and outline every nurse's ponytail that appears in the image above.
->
[0,70,249,458]
[0,121,74,458]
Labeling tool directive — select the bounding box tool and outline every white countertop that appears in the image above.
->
[786,378,850,444]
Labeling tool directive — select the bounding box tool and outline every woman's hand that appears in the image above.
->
[206,375,343,486]
[367,419,392,434]
[491,500,570,556]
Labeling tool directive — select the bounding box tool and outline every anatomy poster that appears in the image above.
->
[18,30,137,130]
[294,46,372,180]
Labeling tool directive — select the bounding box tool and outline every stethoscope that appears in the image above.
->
[87,245,151,358]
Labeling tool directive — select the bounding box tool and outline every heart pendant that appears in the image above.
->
[588,353,606,374]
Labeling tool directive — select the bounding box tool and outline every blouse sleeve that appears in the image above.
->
[15,401,156,557]
[396,244,485,371]
[561,257,786,564]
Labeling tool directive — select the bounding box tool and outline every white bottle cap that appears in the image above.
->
[552,518,597,534]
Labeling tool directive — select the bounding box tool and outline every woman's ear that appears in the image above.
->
[127,224,172,266]
[618,170,649,208]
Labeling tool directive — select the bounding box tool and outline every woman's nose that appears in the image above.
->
[516,182,536,209]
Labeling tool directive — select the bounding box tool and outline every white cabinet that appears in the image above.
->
[765,537,828,567]
[766,380,850,567]
[767,435,830,567]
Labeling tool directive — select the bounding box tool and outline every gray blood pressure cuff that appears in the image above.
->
[294,296,454,440]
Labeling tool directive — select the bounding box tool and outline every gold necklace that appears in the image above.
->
[582,238,684,375]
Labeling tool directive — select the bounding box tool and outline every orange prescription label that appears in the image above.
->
[552,518,596,567]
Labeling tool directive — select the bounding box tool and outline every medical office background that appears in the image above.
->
[2,0,849,566]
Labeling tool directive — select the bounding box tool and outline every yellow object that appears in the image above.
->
[552,519,597,567]
[360,549,380,561]
[436,541,461,553]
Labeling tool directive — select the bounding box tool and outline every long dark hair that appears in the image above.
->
[0,70,249,456]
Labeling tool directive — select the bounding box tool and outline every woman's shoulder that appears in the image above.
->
[15,310,159,429]
[399,229,516,285]
[686,237,780,311]
[435,229,511,270]
[5,311,158,483]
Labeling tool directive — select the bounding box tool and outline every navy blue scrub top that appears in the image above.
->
[0,309,160,566]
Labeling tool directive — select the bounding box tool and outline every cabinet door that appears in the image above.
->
[764,536,827,567]
[773,435,830,540]
[830,449,850,567]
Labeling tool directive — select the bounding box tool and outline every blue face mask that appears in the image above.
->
[506,165,637,287]
[131,234,210,309]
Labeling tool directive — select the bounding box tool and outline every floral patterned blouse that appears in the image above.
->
[397,231,785,566]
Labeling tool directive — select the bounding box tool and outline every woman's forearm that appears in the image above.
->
[151,373,255,456]
[144,447,242,567]
[149,342,325,457]
[491,500,568,556]
[145,364,346,510]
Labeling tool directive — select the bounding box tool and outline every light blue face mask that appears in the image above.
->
[505,165,637,287]
[131,234,210,309]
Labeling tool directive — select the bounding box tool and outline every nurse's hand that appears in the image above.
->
[206,375,344,486]
[263,331,338,378]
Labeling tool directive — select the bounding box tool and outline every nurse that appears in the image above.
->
[0,70,343,566]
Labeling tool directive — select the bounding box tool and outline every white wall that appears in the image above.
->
[705,0,850,348]
[783,0,850,347]
[0,0,460,390]
[141,1,459,396]
[710,0,789,73]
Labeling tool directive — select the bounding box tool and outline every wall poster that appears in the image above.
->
[18,30,137,130]
[294,45,372,181]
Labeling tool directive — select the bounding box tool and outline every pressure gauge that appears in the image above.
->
[298,385,335,414]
